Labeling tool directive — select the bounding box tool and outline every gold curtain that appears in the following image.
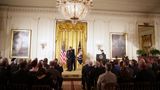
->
[55,21,87,68]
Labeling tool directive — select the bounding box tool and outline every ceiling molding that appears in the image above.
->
[1,5,160,17]
[0,4,57,13]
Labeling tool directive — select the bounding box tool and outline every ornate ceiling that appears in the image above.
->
[0,0,160,13]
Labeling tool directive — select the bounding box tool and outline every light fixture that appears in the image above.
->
[40,43,47,49]
[57,0,93,20]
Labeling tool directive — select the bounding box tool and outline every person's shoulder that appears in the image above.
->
[99,73,106,78]
[109,72,117,77]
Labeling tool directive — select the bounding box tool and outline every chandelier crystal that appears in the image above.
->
[57,0,93,20]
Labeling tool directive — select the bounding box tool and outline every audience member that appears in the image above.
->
[93,61,105,87]
[0,58,10,85]
[82,60,90,89]
[47,61,61,90]
[112,59,120,77]
[85,60,94,90]
[11,61,29,84]
[135,61,156,82]
[10,58,18,73]
[28,59,38,85]
[35,62,52,86]
[97,62,117,90]
[53,58,63,89]
[43,58,49,70]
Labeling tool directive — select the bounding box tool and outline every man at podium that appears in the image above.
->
[96,50,106,61]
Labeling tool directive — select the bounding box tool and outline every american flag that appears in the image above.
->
[60,41,66,64]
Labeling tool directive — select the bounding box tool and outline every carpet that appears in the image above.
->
[62,81,82,90]
[62,66,82,90]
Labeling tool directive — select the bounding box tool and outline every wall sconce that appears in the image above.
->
[40,43,47,49]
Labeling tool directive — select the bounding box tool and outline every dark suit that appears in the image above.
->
[12,69,30,84]
[67,49,76,71]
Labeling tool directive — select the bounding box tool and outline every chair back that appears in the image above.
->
[103,83,117,90]
[32,85,51,90]
[10,84,28,90]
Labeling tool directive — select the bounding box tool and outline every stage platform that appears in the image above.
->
[62,67,82,81]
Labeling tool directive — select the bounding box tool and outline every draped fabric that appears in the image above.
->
[56,20,87,68]
[77,41,83,64]
[60,41,67,64]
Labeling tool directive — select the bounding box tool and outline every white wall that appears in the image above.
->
[0,6,160,62]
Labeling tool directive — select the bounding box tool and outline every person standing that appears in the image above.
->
[97,63,117,90]
[66,46,76,71]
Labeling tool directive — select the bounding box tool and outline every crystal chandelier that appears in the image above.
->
[57,0,93,20]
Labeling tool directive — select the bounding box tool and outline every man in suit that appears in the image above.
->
[97,63,117,90]
[66,46,76,71]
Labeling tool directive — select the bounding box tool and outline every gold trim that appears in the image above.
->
[110,32,127,59]
[138,25,155,50]
[10,29,31,59]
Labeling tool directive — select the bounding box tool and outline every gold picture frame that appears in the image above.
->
[110,32,127,59]
[10,29,31,58]
[138,25,155,50]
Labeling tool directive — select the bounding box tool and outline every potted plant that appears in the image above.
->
[136,49,147,60]
[136,49,147,56]
[150,48,160,56]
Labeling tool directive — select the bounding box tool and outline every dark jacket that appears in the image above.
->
[67,49,75,60]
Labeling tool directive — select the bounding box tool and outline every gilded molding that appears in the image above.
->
[1,5,160,18]
[0,5,57,13]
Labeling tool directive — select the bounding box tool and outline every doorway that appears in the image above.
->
[55,20,87,69]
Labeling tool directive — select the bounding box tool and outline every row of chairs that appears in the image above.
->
[0,84,52,90]
[106,82,160,90]
[93,82,160,90]
[1,82,160,90]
